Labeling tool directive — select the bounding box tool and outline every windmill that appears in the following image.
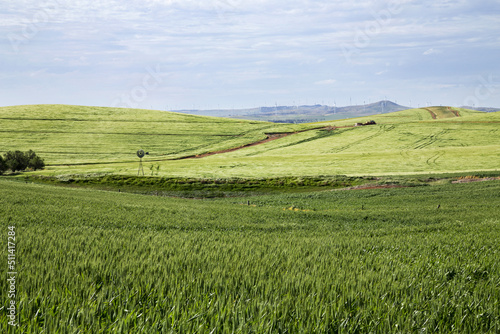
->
[137,149,149,176]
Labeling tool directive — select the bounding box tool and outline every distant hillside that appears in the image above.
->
[175,101,409,123]
[1,104,498,178]
[461,106,500,112]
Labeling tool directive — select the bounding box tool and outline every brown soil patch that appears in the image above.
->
[448,107,461,117]
[452,177,500,184]
[424,108,438,119]
[174,126,336,160]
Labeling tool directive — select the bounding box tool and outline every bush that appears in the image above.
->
[29,155,45,171]
[2,150,45,173]
[25,150,45,170]
[0,155,6,175]
[4,150,28,172]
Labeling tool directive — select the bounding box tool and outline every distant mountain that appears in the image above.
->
[460,106,500,112]
[175,100,409,123]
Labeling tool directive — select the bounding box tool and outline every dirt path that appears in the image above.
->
[174,126,337,160]
[173,132,293,160]
[424,107,461,119]
[424,108,438,119]
[452,176,500,183]
[448,107,461,117]
[48,123,361,166]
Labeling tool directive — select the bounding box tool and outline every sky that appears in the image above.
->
[1,0,500,110]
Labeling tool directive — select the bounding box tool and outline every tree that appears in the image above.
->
[25,150,45,170]
[4,150,28,172]
[2,150,46,173]
[28,155,45,171]
[0,155,6,175]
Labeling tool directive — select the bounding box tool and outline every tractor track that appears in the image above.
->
[48,122,388,166]
[48,123,384,166]
[48,125,339,166]
[426,151,445,167]
[173,126,336,160]
[332,125,395,153]
[411,130,448,150]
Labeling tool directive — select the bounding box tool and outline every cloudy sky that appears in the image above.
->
[1,0,499,110]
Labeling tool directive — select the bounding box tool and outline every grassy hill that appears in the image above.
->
[1,104,499,332]
[0,104,499,177]
[0,104,305,164]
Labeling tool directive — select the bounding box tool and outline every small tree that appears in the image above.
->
[25,150,45,170]
[25,150,37,161]
[2,150,45,172]
[28,155,45,171]
[4,150,28,172]
[0,155,6,175]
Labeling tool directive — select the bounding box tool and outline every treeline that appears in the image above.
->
[0,150,45,174]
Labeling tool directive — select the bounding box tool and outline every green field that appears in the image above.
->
[0,105,498,177]
[1,178,499,332]
[1,104,500,332]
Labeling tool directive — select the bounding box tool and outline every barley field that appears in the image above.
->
[1,105,498,177]
[1,178,499,332]
[1,104,499,332]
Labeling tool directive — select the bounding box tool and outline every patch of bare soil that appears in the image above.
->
[452,177,500,184]
[424,108,438,119]
[174,126,334,160]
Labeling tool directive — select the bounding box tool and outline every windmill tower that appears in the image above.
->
[137,149,146,176]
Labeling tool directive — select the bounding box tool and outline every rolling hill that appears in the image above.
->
[1,104,499,332]
[0,104,499,177]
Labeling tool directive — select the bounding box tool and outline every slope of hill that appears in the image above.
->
[182,107,499,177]
[0,104,306,165]
[0,105,498,177]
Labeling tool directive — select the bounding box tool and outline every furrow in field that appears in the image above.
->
[173,126,332,160]
[332,125,395,153]
[412,130,448,150]
[426,151,445,167]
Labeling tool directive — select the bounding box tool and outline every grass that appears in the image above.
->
[1,105,499,178]
[1,104,500,332]
[1,178,499,332]
[23,174,373,198]
[0,104,306,165]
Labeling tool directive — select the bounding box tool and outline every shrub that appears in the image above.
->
[4,150,28,172]
[28,155,45,171]
[0,155,6,174]
[25,150,45,171]
[2,150,45,172]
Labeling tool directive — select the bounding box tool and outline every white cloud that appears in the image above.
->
[315,79,336,85]
[1,0,500,108]
[423,48,441,56]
